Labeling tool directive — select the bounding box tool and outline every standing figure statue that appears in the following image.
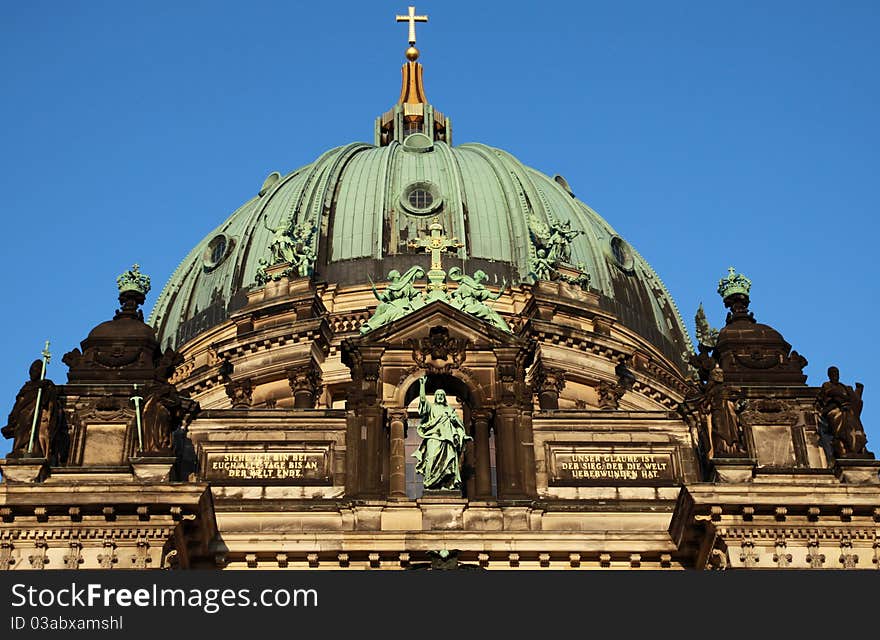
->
[546,220,582,264]
[264,213,297,265]
[359,266,426,334]
[412,376,471,491]
[701,366,747,457]
[1,360,64,461]
[448,267,510,332]
[816,366,868,457]
[528,248,556,282]
[141,351,200,454]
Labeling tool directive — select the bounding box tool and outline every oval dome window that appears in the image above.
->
[609,236,634,273]
[400,181,442,216]
[203,233,233,271]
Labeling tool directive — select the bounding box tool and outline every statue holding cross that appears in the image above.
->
[407,217,463,302]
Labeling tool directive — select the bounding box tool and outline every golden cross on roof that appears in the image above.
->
[396,5,428,46]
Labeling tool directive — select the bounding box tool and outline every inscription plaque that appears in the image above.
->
[205,449,331,484]
[549,448,675,485]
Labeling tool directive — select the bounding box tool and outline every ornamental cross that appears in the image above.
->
[396,6,428,45]
[409,218,462,272]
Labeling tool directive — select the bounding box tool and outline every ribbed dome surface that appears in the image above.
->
[149,139,691,364]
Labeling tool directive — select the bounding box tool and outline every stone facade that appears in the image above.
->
[2,265,877,571]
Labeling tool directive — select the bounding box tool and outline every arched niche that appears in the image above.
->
[393,372,495,500]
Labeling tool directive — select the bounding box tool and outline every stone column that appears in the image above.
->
[494,407,524,499]
[344,408,360,497]
[287,362,322,408]
[534,365,566,411]
[361,406,384,498]
[518,409,537,497]
[388,410,408,500]
[472,409,493,499]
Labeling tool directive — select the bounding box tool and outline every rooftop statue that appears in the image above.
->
[2,358,65,462]
[448,267,510,332]
[700,366,748,458]
[412,375,471,491]
[816,366,869,457]
[264,213,298,265]
[141,350,200,455]
[528,248,556,282]
[257,216,319,283]
[359,266,426,334]
[546,220,582,264]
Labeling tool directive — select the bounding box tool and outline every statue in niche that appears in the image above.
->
[2,360,64,461]
[412,376,471,491]
[702,366,748,458]
[141,351,200,454]
[546,220,582,264]
[816,366,868,457]
[264,213,298,265]
[448,267,510,332]
[359,266,426,334]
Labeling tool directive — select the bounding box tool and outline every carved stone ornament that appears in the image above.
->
[739,398,799,427]
[225,379,253,409]
[409,326,469,374]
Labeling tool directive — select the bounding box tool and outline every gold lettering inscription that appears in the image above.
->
[552,451,674,484]
[206,451,329,482]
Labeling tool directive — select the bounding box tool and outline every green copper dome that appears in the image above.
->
[149,139,691,364]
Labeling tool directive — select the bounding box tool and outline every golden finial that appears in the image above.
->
[396,5,428,61]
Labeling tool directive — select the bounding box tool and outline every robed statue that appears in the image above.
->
[264,213,298,265]
[141,351,200,454]
[412,376,471,491]
[448,267,510,332]
[359,266,426,334]
[546,220,582,264]
[2,360,64,461]
[701,366,747,457]
[816,366,868,457]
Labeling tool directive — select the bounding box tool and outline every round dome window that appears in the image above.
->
[609,236,634,272]
[400,181,442,216]
[203,233,232,271]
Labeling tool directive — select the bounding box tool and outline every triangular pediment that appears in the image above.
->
[355,300,521,348]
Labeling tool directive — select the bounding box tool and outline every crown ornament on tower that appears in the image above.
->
[717,266,754,324]
[115,264,151,320]
[117,264,151,296]
[717,266,751,300]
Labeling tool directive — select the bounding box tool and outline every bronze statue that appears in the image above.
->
[264,213,298,265]
[1,360,63,460]
[816,366,868,457]
[140,351,200,454]
[546,220,582,264]
[412,376,471,491]
[360,266,426,334]
[528,248,556,282]
[448,267,510,332]
[701,366,747,457]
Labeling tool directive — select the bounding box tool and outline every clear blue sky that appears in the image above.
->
[1,1,878,456]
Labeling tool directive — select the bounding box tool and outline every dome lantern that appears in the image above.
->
[376,6,452,147]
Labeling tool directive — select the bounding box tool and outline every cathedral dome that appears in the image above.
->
[148,140,690,363]
[149,49,692,368]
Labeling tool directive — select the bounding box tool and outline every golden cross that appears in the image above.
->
[396,6,428,45]
[409,218,462,272]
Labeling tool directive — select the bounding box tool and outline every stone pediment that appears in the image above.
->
[354,300,521,348]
